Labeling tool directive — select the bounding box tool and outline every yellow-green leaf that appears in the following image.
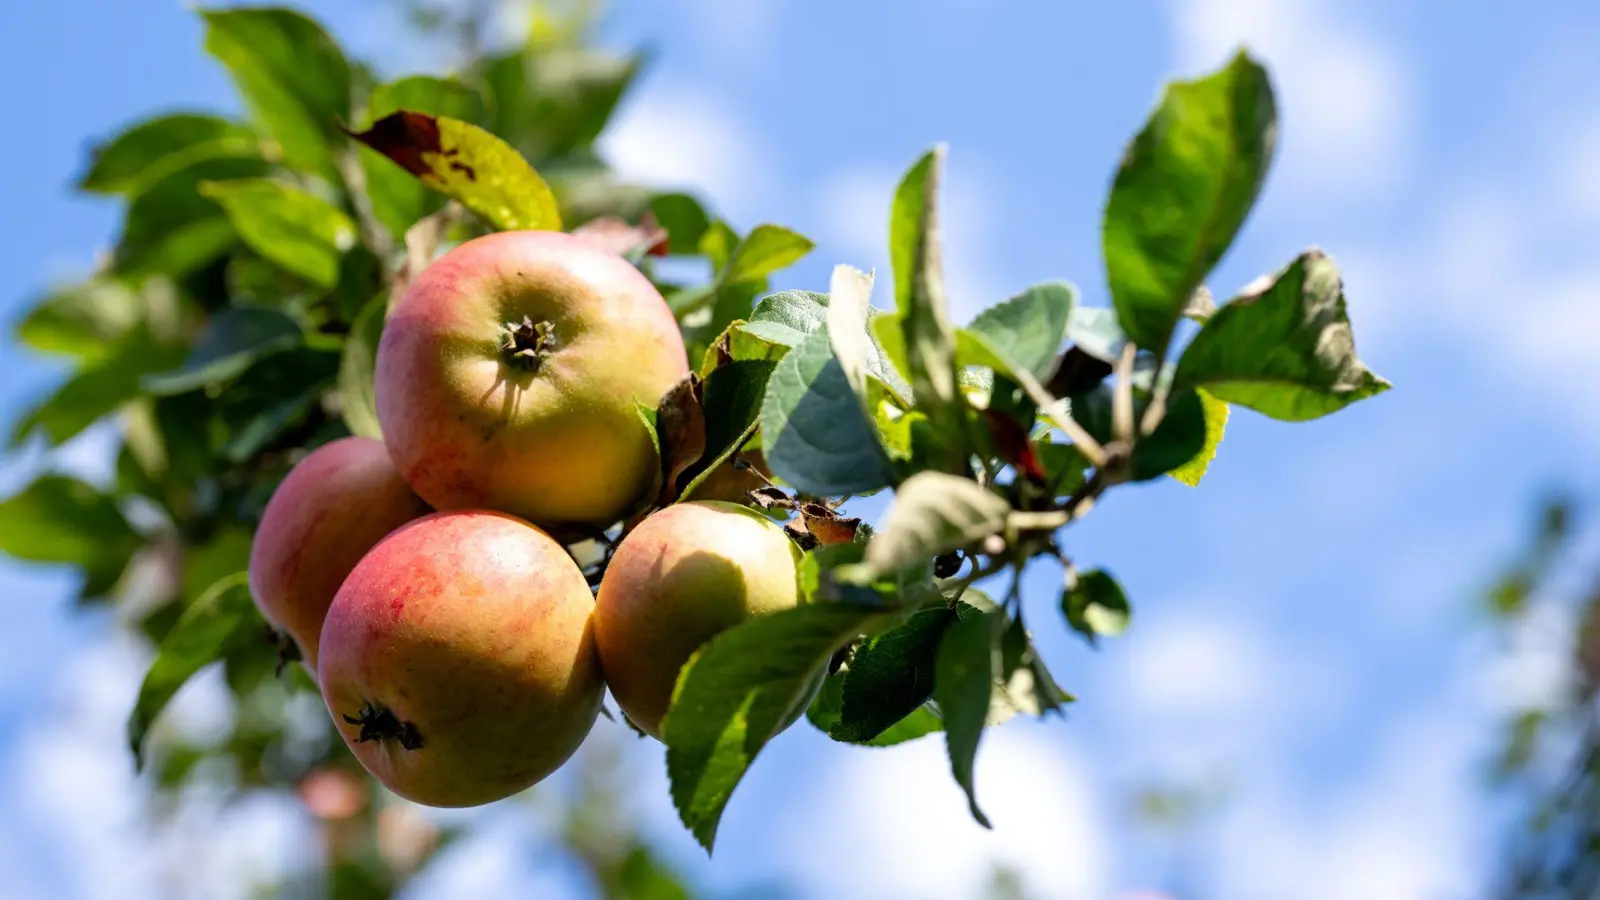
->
[1170,388,1228,486]
[345,111,561,232]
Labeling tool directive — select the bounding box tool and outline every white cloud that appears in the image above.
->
[785,723,1107,900]
[1166,0,1412,195]
[1110,607,1350,773]
[1207,703,1488,900]
[601,84,766,224]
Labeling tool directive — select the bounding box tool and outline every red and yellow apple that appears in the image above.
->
[595,500,804,737]
[375,231,688,528]
[247,436,430,671]
[318,510,604,807]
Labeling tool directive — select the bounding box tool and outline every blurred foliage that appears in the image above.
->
[5,1,716,895]
[1486,495,1600,898]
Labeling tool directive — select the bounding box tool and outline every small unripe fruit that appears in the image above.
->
[595,501,804,737]
[248,436,429,672]
[375,230,688,529]
[319,510,603,807]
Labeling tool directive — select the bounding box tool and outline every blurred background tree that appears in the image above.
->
[0,1,717,896]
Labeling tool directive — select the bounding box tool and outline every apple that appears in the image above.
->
[375,230,688,528]
[318,510,603,807]
[595,500,804,737]
[247,436,430,672]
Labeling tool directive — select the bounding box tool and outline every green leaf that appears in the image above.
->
[491,45,645,160]
[1103,50,1276,351]
[338,292,386,439]
[14,281,156,362]
[651,193,711,255]
[345,111,561,232]
[143,307,303,395]
[359,76,486,238]
[994,616,1073,717]
[846,472,1009,583]
[935,606,1001,828]
[221,347,340,462]
[741,290,828,349]
[665,601,891,851]
[741,290,911,403]
[1172,250,1390,420]
[1066,306,1127,364]
[200,179,357,288]
[834,606,956,742]
[128,573,258,768]
[113,156,268,279]
[721,225,814,286]
[1035,441,1090,496]
[760,329,895,496]
[1071,384,1207,481]
[79,113,259,197]
[11,329,185,447]
[1169,388,1228,486]
[1062,569,1130,645]
[890,147,967,474]
[966,282,1077,381]
[699,221,739,274]
[0,476,140,569]
[867,705,944,746]
[201,7,351,180]
[678,360,776,500]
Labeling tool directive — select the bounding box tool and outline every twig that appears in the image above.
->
[1112,342,1137,445]
[1008,363,1108,468]
[334,147,395,269]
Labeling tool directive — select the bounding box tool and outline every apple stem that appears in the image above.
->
[343,701,425,750]
[501,315,557,372]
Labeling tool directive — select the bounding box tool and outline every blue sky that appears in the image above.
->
[4,1,1600,898]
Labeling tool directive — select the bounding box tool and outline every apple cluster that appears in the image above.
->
[247,231,803,807]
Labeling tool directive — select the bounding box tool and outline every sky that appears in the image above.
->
[2,0,1600,897]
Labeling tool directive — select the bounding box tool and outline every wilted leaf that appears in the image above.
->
[346,111,561,232]
[1172,250,1390,420]
[655,374,706,504]
[571,214,668,259]
[1103,50,1276,350]
[359,75,487,238]
[678,361,776,500]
